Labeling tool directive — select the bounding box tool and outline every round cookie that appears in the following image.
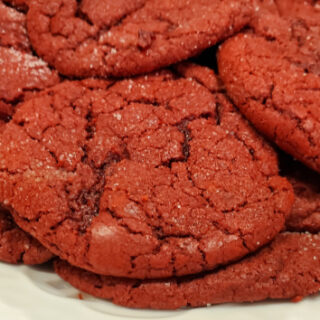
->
[253,0,320,76]
[0,65,293,279]
[281,156,320,233]
[0,208,53,264]
[0,47,60,103]
[0,46,60,126]
[0,1,60,126]
[26,0,253,78]
[54,232,320,309]
[0,1,56,261]
[0,0,30,52]
[218,0,320,173]
[0,47,59,103]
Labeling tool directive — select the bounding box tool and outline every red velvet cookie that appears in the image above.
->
[0,0,30,51]
[218,0,320,173]
[0,1,60,125]
[0,65,293,279]
[0,208,53,264]
[281,157,320,233]
[0,47,60,103]
[54,232,320,309]
[0,46,60,125]
[254,0,278,14]
[275,0,320,21]
[26,0,253,78]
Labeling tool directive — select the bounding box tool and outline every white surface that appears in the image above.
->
[0,262,319,320]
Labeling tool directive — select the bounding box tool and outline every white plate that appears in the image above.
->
[0,261,319,320]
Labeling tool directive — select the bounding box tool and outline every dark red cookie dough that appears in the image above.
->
[0,1,30,51]
[0,47,60,103]
[0,1,57,260]
[26,0,253,78]
[218,0,320,173]
[0,46,60,127]
[281,158,320,233]
[274,0,320,22]
[0,208,53,264]
[174,62,221,93]
[0,66,293,279]
[0,1,60,125]
[54,232,320,310]
[253,0,320,75]
[254,0,278,14]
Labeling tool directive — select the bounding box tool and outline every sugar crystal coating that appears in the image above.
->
[54,232,320,309]
[0,65,293,278]
[27,0,253,77]
[218,0,320,172]
[0,208,53,264]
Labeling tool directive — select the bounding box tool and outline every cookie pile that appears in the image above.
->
[0,0,320,310]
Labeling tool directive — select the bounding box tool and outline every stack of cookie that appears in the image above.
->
[0,0,320,310]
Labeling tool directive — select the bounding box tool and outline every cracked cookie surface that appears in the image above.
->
[0,65,293,279]
[0,0,30,52]
[0,208,53,264]
[280,155,320,233]
[0,0,60,126]
[26,0,253,78]
[218,0,320,173]
[54,232,320,309]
